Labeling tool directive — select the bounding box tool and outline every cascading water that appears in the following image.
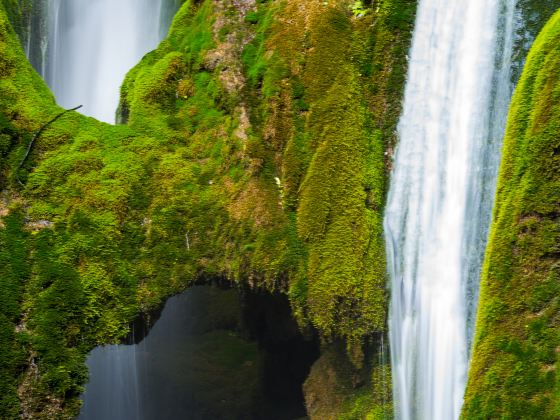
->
[27,0,180,123]
[384,1,517,419]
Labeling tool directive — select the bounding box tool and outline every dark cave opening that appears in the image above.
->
[240,288,320,419]
[80,282,319,420]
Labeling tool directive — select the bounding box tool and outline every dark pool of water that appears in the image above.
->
[79,286,317,420]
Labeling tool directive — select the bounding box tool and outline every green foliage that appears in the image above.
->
[297,69,386,355]
[338,360,393,420]
[0,0,31,42]
[122,0,417,370]
[0,211,29,419]
[241,1,282,97]
[350,1,368,17]
[119,0,216,136]
[29,231,88,396]
[464,10,560,419]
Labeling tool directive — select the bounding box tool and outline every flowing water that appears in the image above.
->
[27,0,180,123]
[384,1,517,419]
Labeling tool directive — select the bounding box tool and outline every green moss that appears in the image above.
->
[337,360,393,420]
[303,342,392,420]
[0,0,417,415]
[463,10,560,419]
[0,210,29,419]
[0,0,31,43]
[260,0,416,364]
[296,69,386,357]
[119,0,416,386]
[0,4,160,415]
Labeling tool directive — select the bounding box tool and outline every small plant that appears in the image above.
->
[350,1,368,17]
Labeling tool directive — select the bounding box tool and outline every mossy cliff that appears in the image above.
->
[0,0,415,418]
[117,0,415,362]
[463,10,560,420]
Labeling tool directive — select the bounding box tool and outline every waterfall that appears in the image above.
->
[27,0,180,123]
[79,344,146,420]
[384,1,516,419]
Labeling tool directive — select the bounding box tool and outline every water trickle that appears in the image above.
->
[384,1,517,419]
[379,334,389,420]
[80,344,144,420]
[28,0,180,123]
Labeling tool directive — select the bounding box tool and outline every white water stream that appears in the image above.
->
[384,1,516,419]
[31,0,179,123]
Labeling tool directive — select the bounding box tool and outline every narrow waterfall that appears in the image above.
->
[80,344,145,420]
[384,1,516,419]
[27,0,180,123]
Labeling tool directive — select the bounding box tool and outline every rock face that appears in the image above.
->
[463,10,560,419]
[1,0,557,418]
[0,0,415,417]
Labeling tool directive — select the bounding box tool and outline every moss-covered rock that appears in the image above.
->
[304,343,392,420]
[0,209,29,419]
[463,10,560,419]
[0,0,416,416]
[118,0,417,364]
